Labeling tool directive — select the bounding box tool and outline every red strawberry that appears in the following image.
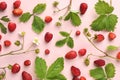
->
[22,71,32,80]
[108,32,116,40]
[94,59,105,67]
[45,16,52,23]
[80,76,86,80]
[116,52,120,59]
[8,22,16,32]
[13,0,21,9]
[0,34,2,40]
[95,34,104,42]
[71,66,81,77]
[76,30,81,36]
[12,8,23,16]
[80,3,88,15]
[78,48,86,56]
[72,77,79,80]
[24,60,31,66]
[4,40,11,47]
[0,44,2,51]
[45,49,50,55]
[11,63,20,73]
[65,50,77,59]
[0,2,7,11]
[44,32,53,43]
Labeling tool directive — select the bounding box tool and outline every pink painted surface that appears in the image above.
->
[0,0,120,80]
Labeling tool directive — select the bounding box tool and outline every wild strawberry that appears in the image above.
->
[95,34,104,42]
[116,52,120,59]
[94,59,105,67]
[65,50,77,59]
[0,2,7,11]
[4,40,11,47]
[24,60,31,66]
[12,8,23,16]
[8,22,16,32]
[44,32,53,43]
[0,34,2,40]
[13,0,21,9]
[72,77,79,80]
[80,76,86,80]
[22,71,32,80]
[80,3,88,15]
[78,48,86,56]
[11,63,20,73]
[76,30,81,36]
[71,66,81,77]
[0,44,2,51]
[45,16,52,23]
[108,32,116,40]
[45,49,50,55]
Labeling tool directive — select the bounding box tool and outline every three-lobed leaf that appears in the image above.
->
[0,23,7,34]
[106,45,118,51]
[95,0,114,15]
[32,16,45,34]
[105,63,115,78]
[33,3,46,14]
[59,31,70,37]
[35,57,47,80]
[67,37,74,48]
[46,57,64,78]
[19,12,32,22]
[55,38,67,47]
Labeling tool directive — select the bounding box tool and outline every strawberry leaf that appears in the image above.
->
[19,12,32,22]
[97,78,107,80]
[105,63,115,78]
[1,16,10,22]
[59,31,70,37]
[33,3,46,14]
[47,74,66,80]
[95,0,114,15]
[55,38,67,47]
[32,16,45,34]
[0,23,7,34]
[46,57,64,78]
[35,57,47,80]
[106,45,118,51]
[64,12,71,20]
[67,37,74,48]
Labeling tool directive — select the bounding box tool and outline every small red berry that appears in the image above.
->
[13,0,21,9]
[71,66,81,77]
[24,60,31,66]
[78,48,86,56]
[76,30,81,36]
[11,63,20,73]
[108,32,116,40]
[22,71,32,80]
[72,77,79,80]
[12,8,23,16]
[80,3,88,15]
[0,2,7,11]
[80,76,86,80]
[45,49,50,55]
[45,16,52,23]
[116,52,120,59]
[0,44,2,51]
[8,22,16,32]
[95,34,104,42]
[0,34,2,40]
[4,40,11,47]
[94,59,105,67]
[44,32,53,43]
[65,50,77,59]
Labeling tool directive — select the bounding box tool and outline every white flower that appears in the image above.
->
[19,31,26,37]
[33,37,40,45]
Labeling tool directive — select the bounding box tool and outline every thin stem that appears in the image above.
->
[110,0,112,6]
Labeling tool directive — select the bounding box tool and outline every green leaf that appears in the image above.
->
[0,23,7,34]
[32,16,45,34]
[33,3,46,14]
[46,57,64,78]
[55,38,67,47]
[59,31,69,37]
[106,45,118,51]
[1,16,10,22]
[67,37,74,48]
[35,57,47,80]
[64,12,71,20]
[90,67,105,79]
[105,63,115,78]
[47,74,66,80]
[19,12,32,22]
[95,1,114,15]
[91,14,118,31]
[97,77,107,80]
[71,12,81,26]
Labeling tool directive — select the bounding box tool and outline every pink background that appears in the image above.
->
[0,0,120,80]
